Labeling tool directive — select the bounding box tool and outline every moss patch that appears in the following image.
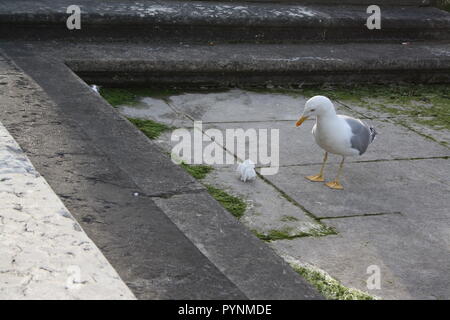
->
[177,163,246,219]
[100,87,231,107]
[127,118,173,140]
[291,263,375,300]
[298,84,450,131]
[254,228,306,241]
[280,215,299,222]
[437,0,450,11]
[205,185,247,219]
[180,162,214,180]
[100,88,139,106]
[254,225,336,242]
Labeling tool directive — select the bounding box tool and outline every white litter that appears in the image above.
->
[90,84,101,94]
[237,159,257,182]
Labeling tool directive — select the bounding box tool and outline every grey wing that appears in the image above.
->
[344,117,372,155]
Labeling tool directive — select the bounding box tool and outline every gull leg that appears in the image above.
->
[326,156,345,190]
[306,152,327,182]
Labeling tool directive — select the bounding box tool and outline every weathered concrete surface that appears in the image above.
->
[272,211,450,300]
[118,97,193,128]
[2,40,450,86]
[202,165,324,236]
[0,119,134,299]
[1,0,449,42]
[167,89,351,123]
[265,159,450,217]
[64,41,450,85]
[120,88,450,299]
[0,54,247,299]
[162,91,450,166]
[153,191,322,300]
[0,48,323,299]
[209,120,449,167]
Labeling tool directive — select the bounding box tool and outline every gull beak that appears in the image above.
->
[295,116,308,127]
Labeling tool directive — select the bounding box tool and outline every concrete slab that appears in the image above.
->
[264,159,450,218]
[398,118,450,147]
[202,165,324,237]
[207,119,450,167]
[113,83,450,300]
[168,89,352,123]
[271,213,450,299]
[152,191,322,300]
[117,96,192,128]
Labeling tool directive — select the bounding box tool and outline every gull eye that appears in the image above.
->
[310,109,316,112]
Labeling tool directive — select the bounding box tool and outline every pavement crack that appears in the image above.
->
[256,172,335,232]
[318,211,402,220]
[146,187,205,199]
[267,155,449,169]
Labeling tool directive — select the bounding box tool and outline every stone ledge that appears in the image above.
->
[0,0,449,42]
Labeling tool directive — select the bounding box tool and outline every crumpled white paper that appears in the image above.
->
[90,84,101,94]
[237,159,257,182]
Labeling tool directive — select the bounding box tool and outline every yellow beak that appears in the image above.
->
[295,116,308,127]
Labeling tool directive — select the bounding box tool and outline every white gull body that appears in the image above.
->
[296,95,377,189]
[313,114,372,157]
[299,96,376,157]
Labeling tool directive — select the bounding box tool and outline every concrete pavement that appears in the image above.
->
[0,50,322,299]
[118,88,450,299]
[0,57,135,299]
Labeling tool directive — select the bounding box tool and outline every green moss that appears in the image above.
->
[100,87,231,107]
[100,88,139,106]
[127,118,173,139]
[437,0,450,11]
[180,162,214,180]
[205,185,247,219]
[291,263,375,300]
[254,228,306,241]
[298,84,450,131]
[280,215,299,222]
[254,225,336,242]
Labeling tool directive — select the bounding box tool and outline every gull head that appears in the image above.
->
[296,95,335,127]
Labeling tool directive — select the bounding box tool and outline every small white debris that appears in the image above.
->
[237,159,257,182]
[133,192,139,197]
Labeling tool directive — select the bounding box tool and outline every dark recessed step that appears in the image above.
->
[1,0,449,42]
[56,41,450,85]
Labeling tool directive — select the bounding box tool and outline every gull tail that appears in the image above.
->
[369,126,377,143]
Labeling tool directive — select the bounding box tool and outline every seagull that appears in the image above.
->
[295,96,377,190]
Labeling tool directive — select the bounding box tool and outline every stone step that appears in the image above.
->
[47,40,450,85]
[1,0,449,42]
[182,0,435,6]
